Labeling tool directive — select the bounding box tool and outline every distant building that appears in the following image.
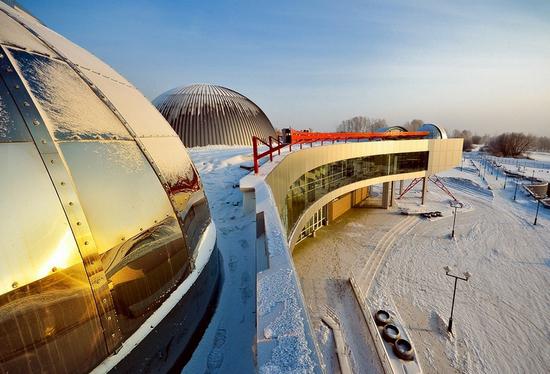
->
[154,84,277,147]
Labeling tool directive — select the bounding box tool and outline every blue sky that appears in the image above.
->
[19,0,550,135]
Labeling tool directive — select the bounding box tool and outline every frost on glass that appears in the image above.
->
[10,49,131,140]
[0,9,53,56]
[84,72,176,137]
[0,2,128,83]
[0,77,31,142]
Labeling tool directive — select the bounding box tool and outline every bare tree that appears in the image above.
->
[337,116,387,132]
[402,119,424,131]
[488,133,535,157]
[450,129,474,151]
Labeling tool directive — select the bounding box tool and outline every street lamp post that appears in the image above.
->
[444,266,470,334]
[450,201,463,239]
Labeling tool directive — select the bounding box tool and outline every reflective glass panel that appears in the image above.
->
[0,143,107,373]
[10,49,131,140]
[84,72,177,137]
[60,140,191,337]
[284,152,428,233]
[140,137,211,255]
[0,76,31,142]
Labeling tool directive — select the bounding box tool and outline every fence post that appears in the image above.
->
[253,136,259,174]
[268,137,273,161]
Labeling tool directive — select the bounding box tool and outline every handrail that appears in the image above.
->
[252,130,430,174]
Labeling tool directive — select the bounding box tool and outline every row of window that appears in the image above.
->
[282,152,429,235]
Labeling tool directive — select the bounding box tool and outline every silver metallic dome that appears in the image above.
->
[153,84,277,147]
[0,2,218,373]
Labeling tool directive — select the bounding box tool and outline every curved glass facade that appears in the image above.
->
[282,152,428,234]
[0,7,215,372]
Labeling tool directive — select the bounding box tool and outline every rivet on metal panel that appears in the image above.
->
[11,282,18,289]
[60,181,65,186]
[154,220,158,224]
[121,237,125,241]
[50,159,54,164]
[23,101,30,107]
[84,241,89,245]
[76,221,82,226]
[32,119,40,126]
[68,201,74,206]
[0,54,3,59]
[6,66,12,72]
[139,227,143,231]
[51,267,57,272]
[14,84,19,89]
[40,139,46,144]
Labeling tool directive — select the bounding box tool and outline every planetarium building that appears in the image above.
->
[0,2,219,373]
[153,84,277,147]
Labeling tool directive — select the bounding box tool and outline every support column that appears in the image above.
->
[389,181,395,207]
[421,177,427,205]
[399,180,404,195]
[382,182,390,209]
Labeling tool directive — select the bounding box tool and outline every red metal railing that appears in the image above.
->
[252,129,429,174]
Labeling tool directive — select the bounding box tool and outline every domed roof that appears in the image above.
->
[153,84,277,147]
[0,3,216,372]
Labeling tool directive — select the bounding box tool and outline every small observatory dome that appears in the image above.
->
[153,84,277,147]
[0,2,218,373]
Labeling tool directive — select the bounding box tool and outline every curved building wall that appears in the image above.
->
[262,139,463,248]
[153,84,277,147]
[0,3,216,373]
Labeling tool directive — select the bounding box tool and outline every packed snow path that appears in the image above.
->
[184,147,256,373]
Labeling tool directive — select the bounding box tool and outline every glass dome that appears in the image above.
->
[0,2,217,372]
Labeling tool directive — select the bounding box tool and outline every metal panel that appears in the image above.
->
[59,141,178,256]
[0,143,108,373]
[82,72,177,138]
[0,143,83,292]
[59,140,192,338]
[153,84,277,147]
[140,136,211,257]
[9,48,132,141]
[0,46,123,352]
[0,73,31,142]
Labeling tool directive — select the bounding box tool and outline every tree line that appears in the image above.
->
[336,116,550,157]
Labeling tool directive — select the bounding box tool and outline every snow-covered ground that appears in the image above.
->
[370,165,550,373]
[528,151,550,163]
[295,156,549,373]
[183,146,549,373]
[184,146,257,373]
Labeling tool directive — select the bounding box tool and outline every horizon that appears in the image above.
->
[18,0,550,136]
